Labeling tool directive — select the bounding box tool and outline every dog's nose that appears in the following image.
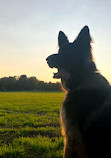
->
[46,55,54,68]
[46,54,56,62]
[46,54,54,61]
[46,56,49,61]
[46,54,59,68]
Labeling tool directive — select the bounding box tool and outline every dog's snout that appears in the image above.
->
[46,54,59,68]
[46,56,49,61]
[46,54,57,61]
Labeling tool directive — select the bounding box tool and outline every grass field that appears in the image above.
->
[0,92,64,158]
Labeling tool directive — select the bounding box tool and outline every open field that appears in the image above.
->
[0,92,64,158]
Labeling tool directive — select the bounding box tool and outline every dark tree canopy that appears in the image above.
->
[0,75,61,92]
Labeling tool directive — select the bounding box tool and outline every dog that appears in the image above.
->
[46,26,111,158]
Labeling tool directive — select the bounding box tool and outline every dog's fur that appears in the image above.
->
[46,26,111,158]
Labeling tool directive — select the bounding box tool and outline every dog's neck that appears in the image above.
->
[69,61,97,91]
[69,70,110,93]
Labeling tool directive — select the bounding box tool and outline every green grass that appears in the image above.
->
[0,92,64,158]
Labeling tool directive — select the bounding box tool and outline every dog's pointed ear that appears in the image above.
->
[75,26,91,44]
[74,26,93,60]
[58,31,69,47]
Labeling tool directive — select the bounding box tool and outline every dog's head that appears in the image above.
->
[46,26,96,91]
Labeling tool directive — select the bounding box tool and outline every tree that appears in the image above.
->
[0,75,62,91]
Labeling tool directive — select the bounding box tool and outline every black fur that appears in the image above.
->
[46,26,111,158]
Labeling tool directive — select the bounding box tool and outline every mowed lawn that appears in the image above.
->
[0,92,64,158]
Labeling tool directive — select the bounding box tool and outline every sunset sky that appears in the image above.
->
[0,0,111,83]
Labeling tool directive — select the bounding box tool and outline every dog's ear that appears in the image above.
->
[58,31,69,47]
[75,26,91,43]
[74,26,93,60]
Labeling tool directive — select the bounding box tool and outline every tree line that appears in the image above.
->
[0,75,62,91]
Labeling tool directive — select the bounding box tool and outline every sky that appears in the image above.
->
[0,0,111,83]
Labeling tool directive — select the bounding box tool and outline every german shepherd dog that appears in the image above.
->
[46,26,111,158]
